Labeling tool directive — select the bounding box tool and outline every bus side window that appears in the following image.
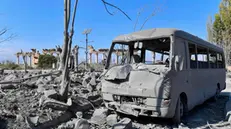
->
[188,43,197,69]
[217,53,224,68]
[209,50,217,69]
[197,46,209,69]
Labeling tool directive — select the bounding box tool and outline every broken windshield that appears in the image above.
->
[106,37,171,69]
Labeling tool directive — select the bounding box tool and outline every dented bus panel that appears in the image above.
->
[101,28,226,123]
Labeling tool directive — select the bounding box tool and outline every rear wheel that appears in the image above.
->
[212,87,220,101]
[172,97,184,124]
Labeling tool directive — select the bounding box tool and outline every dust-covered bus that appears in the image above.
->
[101,28,226,123]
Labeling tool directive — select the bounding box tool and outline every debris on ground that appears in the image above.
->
[0,70,230,129]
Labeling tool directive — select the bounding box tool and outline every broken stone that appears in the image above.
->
[82,80,88,87]
[25,77,38,87]
[57,119,77,129]
[87,84,93,92]
[1,110,16,118]
[0,84,17,89]
[106,114,118,127]
[43,89,58,99]
[112,118,132,129]
[4,74,17,81]
[70,74,82,84]
[89,72,96,86]
[23,73,32,79]
[45,76,52,82]
[16,114,24,122]
[74,119,90,129]
[35,77,45,85]
[37,84,46,93]
[89,108,108,125]
[81,89,90,94]
[39,96,46,107]
[35,111,73,129]
[82,74,91,87]
[29,115,39,125]
[42,97,72,111]
[96,82,102,91]
[54,76,62,84]
[173,123,189,129]
[25,119,34,128]
[76,112,83,119]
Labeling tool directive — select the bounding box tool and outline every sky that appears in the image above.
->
[0,0,221,63]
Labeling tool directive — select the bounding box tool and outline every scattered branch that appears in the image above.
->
[101,0,131,20]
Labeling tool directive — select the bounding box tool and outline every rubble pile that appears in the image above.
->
[0,70,105,129]
[0,70,230,129]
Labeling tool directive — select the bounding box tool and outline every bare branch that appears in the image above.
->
[101,0,131,20]
[67,0,71,28]
[0,33,16,43]
[70,0,78,30]
[134,5,146,31]
[0,28,7,36]
[0,28,16,43]
[140,6,161,30]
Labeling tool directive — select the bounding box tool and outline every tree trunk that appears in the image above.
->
[59,0,78,102]
[59,33,73,102]
[58,0,70,70]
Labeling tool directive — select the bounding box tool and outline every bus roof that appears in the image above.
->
[112,28,223,52]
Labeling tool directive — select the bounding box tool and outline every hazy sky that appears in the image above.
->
[0,0,221,62]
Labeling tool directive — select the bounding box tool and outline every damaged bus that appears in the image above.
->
[101,28,226,123]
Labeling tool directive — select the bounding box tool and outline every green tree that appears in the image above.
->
[38,54,57,69]
[209,0,231,65]
[206,16,214,43]
[213,14,225,46]
[0,60,21,70]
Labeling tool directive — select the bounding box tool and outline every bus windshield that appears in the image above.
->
[106,37,171,68]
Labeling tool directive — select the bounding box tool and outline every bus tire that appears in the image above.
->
[172,97,184,125]
[212,87,220,101]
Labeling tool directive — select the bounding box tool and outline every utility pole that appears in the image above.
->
[82,29,92,70]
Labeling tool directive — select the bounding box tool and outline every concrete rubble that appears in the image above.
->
[0,70,230,129]
[112,118,132,129]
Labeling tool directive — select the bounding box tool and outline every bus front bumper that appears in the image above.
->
[104,101,171,118]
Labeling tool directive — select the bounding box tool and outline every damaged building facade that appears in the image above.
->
[101,28,226,123]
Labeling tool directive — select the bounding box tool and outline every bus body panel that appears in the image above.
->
[101,28,226,119]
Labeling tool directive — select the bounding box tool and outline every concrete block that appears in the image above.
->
[74,119,90,129]
[43,90,58,99]
[90,108,108,125]
[106,114,118,127]
[112,118,132,129]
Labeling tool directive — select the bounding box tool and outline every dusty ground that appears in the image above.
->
[0,71,230,129]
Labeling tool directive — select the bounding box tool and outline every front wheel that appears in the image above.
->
[172,97,184,124]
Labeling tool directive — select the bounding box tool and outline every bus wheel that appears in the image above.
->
[213,87,220,101]
[172,97,184,125]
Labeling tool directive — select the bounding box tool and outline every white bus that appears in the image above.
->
[101,28,226,123]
